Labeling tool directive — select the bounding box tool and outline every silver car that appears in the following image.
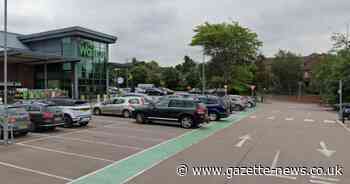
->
[0,105,31,136]
[93,97,145,118]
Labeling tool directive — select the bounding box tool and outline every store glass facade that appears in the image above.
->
[34,37,109,97]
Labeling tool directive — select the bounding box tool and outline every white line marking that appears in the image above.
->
[336,120,350,133]
[0,160,73,181]
[310,179,336,184]
[271,150,280,169]
[103,125,178,136]
[66,128,199,184]
[285,118,294,121]
[324,120,336,124]
[304,119,315,122]
[55,136,143,150]
[235,134,251,148]
[250,116,257,119]
[271,174,297,180]
[311,176,340,182]
[84,130,164,142]
[267,116,275,120]
[19,130,88,144]
[16,143,114,163]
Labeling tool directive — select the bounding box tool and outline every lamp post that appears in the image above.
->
[202,51,206,95]
[3,0,9,144]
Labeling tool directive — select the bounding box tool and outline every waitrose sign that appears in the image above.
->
[79,41,106,59]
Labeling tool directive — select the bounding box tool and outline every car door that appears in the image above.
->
[110,98,125,115]
[148,99,171,122]
[100,100,113,114]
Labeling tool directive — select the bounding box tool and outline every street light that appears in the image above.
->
[3,0,9,144]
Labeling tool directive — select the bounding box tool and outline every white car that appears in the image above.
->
[49,98,92,127]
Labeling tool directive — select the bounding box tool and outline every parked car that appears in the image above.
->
[197,96,230,121]
[23,102,64,132]
[145,88,167,96]
[225,95,247,111]
[0,105,31,136]
[131,98,209,128]
[122,93,155,103]
[48,98,91,127]
[93,97,145,118]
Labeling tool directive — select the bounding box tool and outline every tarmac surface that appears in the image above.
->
[126,101,349,184]
[0,115,188,184]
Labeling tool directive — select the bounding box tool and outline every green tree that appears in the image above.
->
[271,50,303,95]
[161,67,182,90]
[190,21,262,85]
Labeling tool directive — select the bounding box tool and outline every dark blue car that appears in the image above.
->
[197,96,230,121]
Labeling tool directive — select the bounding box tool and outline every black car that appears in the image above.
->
[197,96,230,121]
[23,102,65,132]
[132,98,209,129]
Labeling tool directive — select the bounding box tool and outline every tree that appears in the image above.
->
[161,67,182,90]
[271,50,303,95]
[255,54,271,91]
[190,21,262,85]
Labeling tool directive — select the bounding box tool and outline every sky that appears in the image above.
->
[0,0,349,66]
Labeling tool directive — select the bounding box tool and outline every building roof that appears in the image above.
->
[0,31,30,50]
[18,26,117,44]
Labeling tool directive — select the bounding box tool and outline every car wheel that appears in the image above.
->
[136,113,145,124]
[209,113,218,121]
[19,131,28,136]
[181,116,194,129]
[64,115,73,128]
[93,108,102,115]
[30,122,39,132]
[123,110,131,118]
[247,103,252,108]
[80,122,89,126]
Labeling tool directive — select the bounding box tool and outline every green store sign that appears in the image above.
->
[79,41,107,59]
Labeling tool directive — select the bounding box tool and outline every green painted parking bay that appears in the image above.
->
[70,110,255,184]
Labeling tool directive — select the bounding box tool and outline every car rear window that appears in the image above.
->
[7,107,27,116]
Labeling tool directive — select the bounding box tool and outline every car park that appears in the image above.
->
[22,102,65,132]
[48,98,92,127]
[132,98,209,128]
[0,105,31,136]
[93,96,145,118]
[197,95,230,121]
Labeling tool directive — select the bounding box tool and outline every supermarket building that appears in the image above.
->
[0,26,117,99]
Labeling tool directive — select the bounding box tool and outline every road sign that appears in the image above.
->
[250,85,256,91]
[117,77,124,84]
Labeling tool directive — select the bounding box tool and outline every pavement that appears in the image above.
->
[125,100,350,184]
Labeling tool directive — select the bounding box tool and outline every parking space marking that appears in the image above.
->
[103,125,179,136]
[16,143,115,163]
[336,120,350,133]
[304,119,315,122]
[84,130,165,142]
[310,180,336,184]
[285,117,294,121]
[250,116,257,119]
[55,136,143,150]
[324,120,336,124]
[267,116,275,120]
[19,129,88,144]
[272,174,297,180]
[68,110,256,184]
[0,160,73,182]
[310,176,340,182]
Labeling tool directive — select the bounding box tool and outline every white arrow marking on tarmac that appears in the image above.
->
[235,134,251,148]
[304,119,315,122]
[285,117,294,121]
[317,141,336,158]
[268,116,275,120]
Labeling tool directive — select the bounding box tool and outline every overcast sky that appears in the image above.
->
[0,0,349,66]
